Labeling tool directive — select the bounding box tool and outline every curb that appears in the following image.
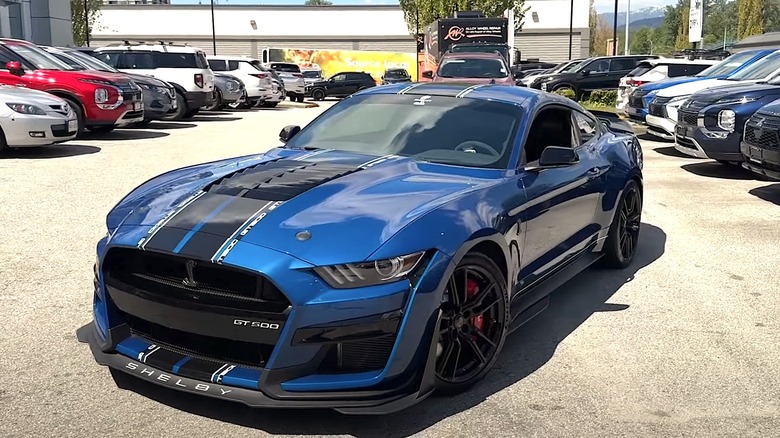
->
[280,101,320,109]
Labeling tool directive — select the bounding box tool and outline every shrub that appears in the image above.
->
[585,89,617,107]
[553,88,576,100]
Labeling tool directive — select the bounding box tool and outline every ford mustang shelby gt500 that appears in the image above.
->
[80,82,643,414]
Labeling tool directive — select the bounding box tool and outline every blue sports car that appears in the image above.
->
[80,82,644,414]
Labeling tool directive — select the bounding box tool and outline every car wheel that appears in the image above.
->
[261,101,279,108]
[164,92,188,120]
[183,108,199,118]
[202,90,222,111]
[134,119,153,127]
[296,94,305,103]
[312,89,326,101]
[600,179,642,269]
[88,126,115,134]
[434,252,509,395]
[64,97,85,138]
[0,128,7,153]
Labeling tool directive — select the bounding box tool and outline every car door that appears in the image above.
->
[578,59,610,92]
[328,73,349,96]
[514,104,606,289]
[605,58,638,89]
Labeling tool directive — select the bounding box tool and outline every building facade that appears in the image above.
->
[0,0,73,45]
[91,1,589,62]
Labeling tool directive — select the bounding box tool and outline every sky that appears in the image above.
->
[172,0,679,13]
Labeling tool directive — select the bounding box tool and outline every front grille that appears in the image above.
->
[744,114,780,151]
[629,89,649,108]
[51,123,74,137]
[648,96,671,117]
[103,248,291,313]
[48,104,69,116]
[676,135,697,149]
[321,335,397,373]
[122,91,142,101]
[122,312,272,368]
[678,110,699,126]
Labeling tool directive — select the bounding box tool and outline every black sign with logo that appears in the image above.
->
[416,33,425,53]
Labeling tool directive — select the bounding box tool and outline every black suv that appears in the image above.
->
[529,55,658,99]
[381,68,412,85]
[306,71,376,100]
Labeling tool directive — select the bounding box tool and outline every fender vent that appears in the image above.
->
[204,159,363,201]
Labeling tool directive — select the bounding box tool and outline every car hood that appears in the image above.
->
[638,76,705,92]
[383,77,411,83]
[536,72,575,82]
[656,78,745,97]
[72,69,133,84]
[123,72,167,87]
[109,149,499,266]
[0,85,68,105]
[688,82,780,103]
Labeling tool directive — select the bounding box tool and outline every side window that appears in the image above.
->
[586,59,609,73]
[609,58,635,72]
[118,53,155,69]
[572,111,598,145]
[227,60,240,71]
[0,50,14,66]
[94,52,120,68]
[331,74,347,82]
[523,107,575,164]
[51,53,82,69]
[208,59,227,71]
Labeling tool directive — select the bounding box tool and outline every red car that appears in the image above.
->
[0,39,144,135]
[421,52,517,86]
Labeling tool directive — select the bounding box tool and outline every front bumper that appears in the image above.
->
[624,105,648,123]
[645,114,676,140]
[83,240,451,414]
[3,113,78,147]
[674,122,744,161]
[142,90,174,121]
[283,81,305,95]
[741,141,780,180]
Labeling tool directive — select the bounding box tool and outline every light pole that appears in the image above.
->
[84,0,90,46]
[624,0,630,55]
[568,0,573,60]
[210,0,217,55]
[612,0,618,55]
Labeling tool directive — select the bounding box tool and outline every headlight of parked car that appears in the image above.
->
[7,103,46,115]
[314,251,426,289]
[717,109,736,131]
[715,96,758,105]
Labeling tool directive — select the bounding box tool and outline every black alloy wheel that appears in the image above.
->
[435,253,509,394]
[312,88,326,101]
[601,179,642,268]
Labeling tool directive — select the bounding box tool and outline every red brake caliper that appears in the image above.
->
[466,279,484,332]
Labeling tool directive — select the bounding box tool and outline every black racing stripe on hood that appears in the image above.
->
[206,159,364,201]
[142,228,189,253]
[175,232,233,259]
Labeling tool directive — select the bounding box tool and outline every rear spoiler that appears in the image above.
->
[589,109,634,135]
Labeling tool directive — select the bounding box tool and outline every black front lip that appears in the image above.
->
[77,311,439,415]
[677,121,745,161]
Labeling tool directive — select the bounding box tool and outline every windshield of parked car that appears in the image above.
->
[5,43,74,70]
[270,63,301,73]
[697,51,766,77]
[438,58,509,78]
[284,94,520,169]
[724,50,780,80]
[302,70,321,79]
[561,60,585,73]
[66,50,119,73]
[384,69,409,79]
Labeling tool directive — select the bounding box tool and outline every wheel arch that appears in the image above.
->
[48,90,84,111]
[449,231,512,294]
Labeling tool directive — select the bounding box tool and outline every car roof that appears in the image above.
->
[95,43,204,54]
[441,51,506,60]
[358,82,580,111]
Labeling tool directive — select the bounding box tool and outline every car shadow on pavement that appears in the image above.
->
[186,115,243,122]
[103,223,666,437]
[82,130,170,141]
[749,183,780,206]
[1,144,100,159]
[652,146,693,159]
[680,162,757,180]
[127,122,197,130]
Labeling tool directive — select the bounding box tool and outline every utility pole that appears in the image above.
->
[568,0,574,60]
[612,0,618,55]
[210,0,217,55]
[624,0,630,55]
[84,0,90,46]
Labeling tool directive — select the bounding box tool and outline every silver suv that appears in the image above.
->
[264,62,306,103]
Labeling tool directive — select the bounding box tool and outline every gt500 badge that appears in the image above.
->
[233,319,280,330]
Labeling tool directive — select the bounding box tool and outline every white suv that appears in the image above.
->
[93,42,215,120]
[264,62,306,103]
[206,55,283,108]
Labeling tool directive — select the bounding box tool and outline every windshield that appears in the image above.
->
[696,51,765,77]
[66,50,119,72]
[450,44,509,59]
[302,70,321,79]
[284,94,520,169]
[438,58,508,78]
[562,60,584,73]
[385,70,409,79]
[5,43,74,70]
[725,51,780,80]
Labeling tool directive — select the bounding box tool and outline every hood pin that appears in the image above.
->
[296,230,311,241]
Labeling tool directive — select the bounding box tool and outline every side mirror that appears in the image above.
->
[422,70,434,79]
[6,61,23,75]
[328,78,335,82]
[515,80,526,86]
[380,76,384,80]
[581,70,590,76]
[279,125,301,143]
[527,146,579,170]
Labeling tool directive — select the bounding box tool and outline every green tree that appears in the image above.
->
[630,27,654,54]
[675,5,690,50]
[305,0,333,5]
[71,0,102,46]
[397,0,529,35]
[589,0,598,55]
[738,0,765,39]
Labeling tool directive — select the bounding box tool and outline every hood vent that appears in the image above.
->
[204,159,363,201]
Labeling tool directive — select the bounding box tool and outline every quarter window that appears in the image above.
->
[573,111,598,145]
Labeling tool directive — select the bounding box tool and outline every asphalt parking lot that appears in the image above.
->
[1,103,780,438]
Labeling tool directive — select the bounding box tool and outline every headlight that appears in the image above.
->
[715,96,758,105]
[314,251,426,289]
[94,88,109,103]
[6,103,46,115]
[718,109,736,131]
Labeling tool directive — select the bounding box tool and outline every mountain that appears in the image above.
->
[598,6,666,29]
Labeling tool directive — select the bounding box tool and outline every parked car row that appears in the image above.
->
[625,48,780,181]
[0,39,304,153]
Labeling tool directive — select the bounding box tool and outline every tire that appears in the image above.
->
[434,252,510,395]
[165,92,188,120]
[600,179,642,269]
[87,126,115,134]
[0,128,7,154]
[202,90,222,111]
[63,97,85,138]
[261,101,279,108]
[183,108,199,119]
[134,119,153,127]
[296,94,305,103]
[311,88,326,101]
